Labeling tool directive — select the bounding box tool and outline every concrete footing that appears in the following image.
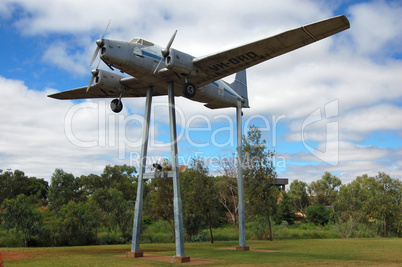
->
[236,246,250,251]
[172,256,191,263]
[126,251,144,258]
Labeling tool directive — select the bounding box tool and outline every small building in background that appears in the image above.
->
[273,178,288,191]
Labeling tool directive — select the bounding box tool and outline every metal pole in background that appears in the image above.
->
[237,99,247,249]
[131,87,153,253]
[167,82,186,257]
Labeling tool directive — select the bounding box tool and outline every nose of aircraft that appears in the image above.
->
[98,39,131,69]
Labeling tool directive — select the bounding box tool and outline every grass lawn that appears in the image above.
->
[1,238,401,266]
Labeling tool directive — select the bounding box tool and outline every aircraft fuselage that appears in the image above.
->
[99,38,244,109]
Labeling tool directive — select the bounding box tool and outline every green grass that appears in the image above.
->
[1,238,401,266]
[272,224,340,239]
[211,223,340,241]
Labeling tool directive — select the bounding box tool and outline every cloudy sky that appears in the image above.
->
[0,0,401,184]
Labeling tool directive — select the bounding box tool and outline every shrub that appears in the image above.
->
[140,220,175,243]
[50,201,101,246]
[249,216,270,240]
[306,205,331,226]
[187,230,209,242]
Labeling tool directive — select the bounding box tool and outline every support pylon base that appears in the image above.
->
[172,256,190,263]
[236,246,250,251]
[126,251,144,258]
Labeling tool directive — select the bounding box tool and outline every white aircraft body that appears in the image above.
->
[48,15,350,112]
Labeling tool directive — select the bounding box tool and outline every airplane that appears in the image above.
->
[48,15,350,113]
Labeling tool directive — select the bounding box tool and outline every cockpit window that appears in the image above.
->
[129,38,154,46]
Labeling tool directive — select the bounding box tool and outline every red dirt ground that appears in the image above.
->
[217,247,279,253]
[124,254,218,265]
[0,246,277,265]
[0,251,37,260]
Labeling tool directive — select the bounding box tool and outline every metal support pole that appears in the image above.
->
[131,87,153,253]
[237,100,247,248]
[168,81,186,257]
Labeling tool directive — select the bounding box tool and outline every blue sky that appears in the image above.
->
[0,0,401,184]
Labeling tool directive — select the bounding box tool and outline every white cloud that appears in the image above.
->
[42,40,88,76]
[0,76,176,180]
[283,140,401,183]
[1,0,401,183]
[348,0,402,57]
[0,2,13,19]
[342,104,402,133]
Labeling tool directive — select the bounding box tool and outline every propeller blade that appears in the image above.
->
[90,46,100,66]
[86,75,95,92]
[86,69,99,92]
[166,30,177,51]
[102,20,111,39]
[89,20,111,66]
[162,30,177,57]
[153,57,163,74]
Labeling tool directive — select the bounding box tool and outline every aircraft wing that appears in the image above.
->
[192,15,350,87]
[48,76,164,100]
[48,86,119,100]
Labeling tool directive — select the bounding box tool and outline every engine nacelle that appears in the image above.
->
[94,69,127,92]
[165,48,197,76]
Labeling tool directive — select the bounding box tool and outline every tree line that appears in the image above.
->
[1,126,401,247]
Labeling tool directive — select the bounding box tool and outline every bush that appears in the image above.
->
[278,220,289,229]
[50,201,101,246]
[212,225,240,241]
[98,232,127,245]
[274,192,295,225]
[249,216,270,240]
[141,220,174,243]
[306,205,331,226]
[272,223,340,240]
[183,214,207,239]
[187,230,209,242]
[0,233,24,247]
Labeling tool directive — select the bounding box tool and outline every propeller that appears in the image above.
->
[86,68,99,92]
[162,30,177,57]
[153,30,177,74]
[90,20,111,66]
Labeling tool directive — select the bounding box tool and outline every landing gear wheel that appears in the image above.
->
[110,98,123,113]
[182,82,196,99]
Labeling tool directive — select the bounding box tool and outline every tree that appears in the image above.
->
[48,169,80,211]
[145,159,174,227]
[91,187,132,239]
[0,170,27,203]
[368,172,401,237]
[181,158,221,243]
[243,125,278,241]
[334,174,372,238]
[79,165,137,201]
[334,173,401,237]
[274,191,295,225]
[306,205,331,226]
[99,165,137,201]
[289,179,310,214]
[309,172,341,206]
[216,155,239,229]
[0,170,49,203]
[51,200,101,246]
[25,177,49,200]
[77,173,103,196]
[1,194,43,247]
[216,175,238,229]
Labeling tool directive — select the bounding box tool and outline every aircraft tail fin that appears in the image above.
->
[230,70,249,108]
